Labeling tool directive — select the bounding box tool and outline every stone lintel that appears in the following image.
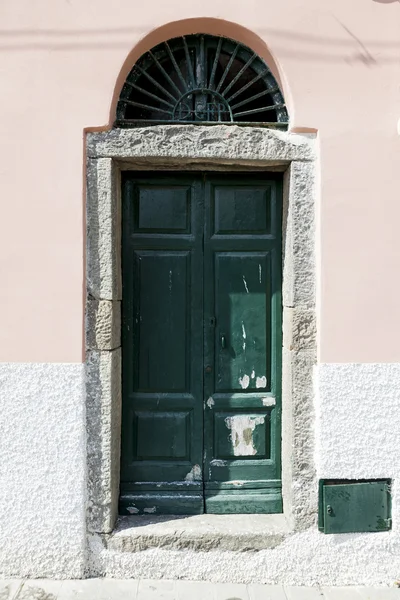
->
[87,125,316,163]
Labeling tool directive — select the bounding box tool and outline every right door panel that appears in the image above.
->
[203,176,282,513]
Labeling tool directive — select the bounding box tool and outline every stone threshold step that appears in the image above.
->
[3,580,400,600]
[105,514,290,552]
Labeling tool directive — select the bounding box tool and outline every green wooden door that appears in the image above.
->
[120,172,282,515]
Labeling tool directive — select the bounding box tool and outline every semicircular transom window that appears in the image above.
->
[116,34,288,128]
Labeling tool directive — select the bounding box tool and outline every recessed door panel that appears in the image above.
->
[135,185,191,232]
[134,251,189,392]
[135,411,191,460]
[214,411,271,459]
[214,252,270,393]
[214,186,272,234]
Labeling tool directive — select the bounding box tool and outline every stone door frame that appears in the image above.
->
[85,125,317,535]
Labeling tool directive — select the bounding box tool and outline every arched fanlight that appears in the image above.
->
[116,35,288,128]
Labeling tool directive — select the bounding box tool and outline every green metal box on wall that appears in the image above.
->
[318,480,391,534]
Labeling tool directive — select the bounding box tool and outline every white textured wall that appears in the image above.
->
[90,363,400,586]
[317,363,400,479]
[1,362,400,584]
[0,363,86,578]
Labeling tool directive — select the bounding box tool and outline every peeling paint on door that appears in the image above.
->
[256,375,267,388]
[242,322,247,351]
[239,374,250,389]
[210,459,227,467]
[225,415,265,456]
[185,464,202,481]
[126,505,140,514]
[262,396,276,407]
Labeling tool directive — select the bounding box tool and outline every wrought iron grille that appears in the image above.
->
[116,35,288,128]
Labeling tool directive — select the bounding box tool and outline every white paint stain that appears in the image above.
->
[256,376,267,389]
[242,276,249,293]
[169,270,173,292]
[143,506,156,514]
[239,374,250,389]
[262,397,276,407]
[251,370,255,379]
[207,397,215,408]
[259,264,262,284]
[126,506,139,514]
[225,415,265,456]
[242,322,246,351]
[185,464,202,481]
[210,459,227,467]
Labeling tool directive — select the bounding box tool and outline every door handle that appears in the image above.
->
[220,334,227,349]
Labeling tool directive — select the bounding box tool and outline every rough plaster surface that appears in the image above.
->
[88,520,400,586]
[85,363,400,585]
[0,363,86,578]
[317,363,400,479]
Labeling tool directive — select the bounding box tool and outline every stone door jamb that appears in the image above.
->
[85,124,317,535]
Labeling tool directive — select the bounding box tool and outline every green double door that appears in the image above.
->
[120,172,282,515]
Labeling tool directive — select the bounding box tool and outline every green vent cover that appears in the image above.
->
[318,480,392,534]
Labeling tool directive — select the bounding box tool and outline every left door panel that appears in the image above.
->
[120,174,204,515]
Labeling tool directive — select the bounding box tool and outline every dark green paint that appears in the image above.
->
[120,173,282,515]
[318,480,392,534]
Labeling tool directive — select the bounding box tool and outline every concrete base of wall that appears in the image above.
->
[1,362,400,585]
[86,362,400,586]
[88,525,400,586]
[0,363,86,579]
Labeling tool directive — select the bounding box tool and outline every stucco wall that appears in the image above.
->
[0,0,400,362]
[0,363,86,578]
[1,0,400,585]
[317,363,400,480]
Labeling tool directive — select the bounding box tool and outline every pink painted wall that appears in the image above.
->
[1,0,400,363]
